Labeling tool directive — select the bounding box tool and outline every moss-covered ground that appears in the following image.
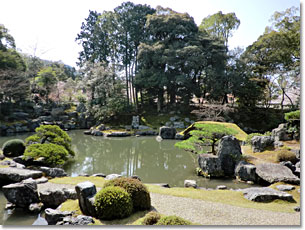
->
[50,176,299,217]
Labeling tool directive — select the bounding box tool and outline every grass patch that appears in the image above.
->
[269,182,300,206]
[242,145,298,165]
[181,121,247,141]
[50,176,106,188]
[146,185,298,213]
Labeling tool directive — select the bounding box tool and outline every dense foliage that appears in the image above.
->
[24,143,69,166]
[94,186,133,220]
[25,125,75,156]
[2,139,25,157]
[176,123,238,154]
[155,215,192,225]
[103,177,151,211]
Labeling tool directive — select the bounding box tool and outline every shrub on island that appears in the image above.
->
[156,215,192,225]
[2,139,25,157]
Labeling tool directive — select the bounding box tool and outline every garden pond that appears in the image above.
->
[0,130,253,225]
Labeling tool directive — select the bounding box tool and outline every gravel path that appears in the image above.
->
[150,193,300,226]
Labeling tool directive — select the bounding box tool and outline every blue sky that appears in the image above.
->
[0,0,300,67]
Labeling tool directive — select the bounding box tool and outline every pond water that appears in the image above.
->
[0,130,253,225]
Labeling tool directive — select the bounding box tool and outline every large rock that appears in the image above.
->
[39,167,67,178]
[0,167,43,184]
[45,208,72,225]
[39,189,68,208]
[51,108,65,118]
[198,154,224,177]
[241,187,294,202]
[272,124,290,141]
[255,163,300,184]
[251,136,274,152]
[217,135,242,176]
[131,116,139,129]
[75,181,97,217]
[235,161,257,182]
[2,178,40,208]
[184,180,197,188]
[56,215,95,225]
[159,126,176,139]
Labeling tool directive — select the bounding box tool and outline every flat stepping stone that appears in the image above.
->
[241,187,293,202]
[255,163,300,184]
[0,167,43,184]
[276,185,295,191]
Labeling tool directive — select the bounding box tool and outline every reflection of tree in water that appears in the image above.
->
[65,131,197,186]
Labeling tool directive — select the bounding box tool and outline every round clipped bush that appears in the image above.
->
[24,143,69,167]
[142,212,161,225]
[2,139,25,157]
[94,186,133,220]
[156,215,192,225]
[103,177,151,211]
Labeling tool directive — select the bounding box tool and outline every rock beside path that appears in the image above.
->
[255,163,300,184]
[241,187,294,202]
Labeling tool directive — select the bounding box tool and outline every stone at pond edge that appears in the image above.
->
[39,167,67,178]
[184,180,197,188]
[235,161,257,182]
[39,189,68,208]
[2,178,40,208]
[29,202,44,213]
[255,163,300,184]
[105,174,121,180]
[198,154,224,177]
[159,126,176,139]
[241,187,294,202]
[75,181,97,217]
[45,208,73,225]
[217,135,242,176]
[216,185,227,190]
[0,167,43,184]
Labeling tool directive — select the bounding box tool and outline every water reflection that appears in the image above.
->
[65,131,198,187]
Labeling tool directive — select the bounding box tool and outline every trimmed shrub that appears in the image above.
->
[276,149,298,164]
[156,215,192,225]
[25,125,75,156]
[142,212,161,225]
[24,143,69,166]
[2,139,25,157]
[103,177,151,211]
[94,186,133,220]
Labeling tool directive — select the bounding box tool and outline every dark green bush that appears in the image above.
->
[156,215,192,225]
[142,212,161,225]
[94,186,133,220]
[2,139,25,157]
[103,177,151,211]
[24,143,69,166]
[25,125,75,156]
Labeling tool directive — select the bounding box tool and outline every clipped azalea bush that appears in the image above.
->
[25,125,75,156]
[103,177,151,211]
[142,211,161,225]
[24,143,69,166]
[156,215,192,225]
[2,139,25,157]
[94,186,133,220]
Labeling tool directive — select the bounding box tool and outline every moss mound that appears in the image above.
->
[103,177,151,211]
[156,215,192,225]
[142,211,161,225]
[2,139,25,157]
[94,186,133,220]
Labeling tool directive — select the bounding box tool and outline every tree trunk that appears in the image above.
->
[157,89,163,113]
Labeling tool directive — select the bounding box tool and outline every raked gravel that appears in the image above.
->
[150,192,300,226]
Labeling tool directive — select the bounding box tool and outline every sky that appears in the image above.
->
[0,0,301,68]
